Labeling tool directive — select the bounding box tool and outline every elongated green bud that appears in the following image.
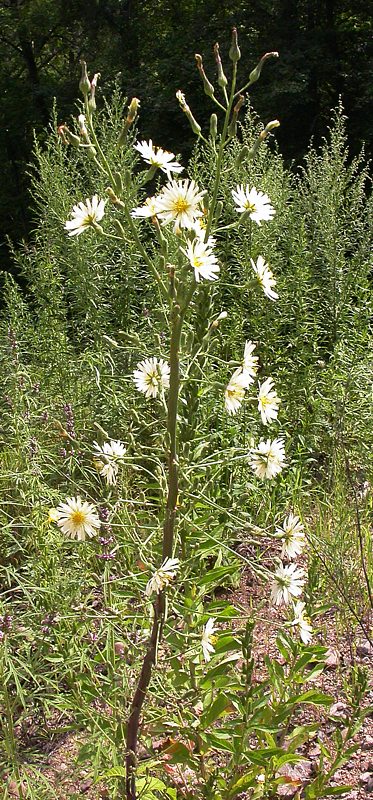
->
[195,53,215,98]
[247,120,281,159]
[106,187,125,208]
[229,27,241,63]
[176,90,201,136]
[79,60,91,97]
[117,98,140,146]
[265,119,280,132]
[88,72,100,112]
[213,42,228,88]
[113,172,124,196]
[248,51,279,85]
[210,113,218,141]
[235,144,250,168]
[228,94,245,138]
[63,126,81,147]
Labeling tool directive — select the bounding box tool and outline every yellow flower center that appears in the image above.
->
[244,201,257,213]
[84,214,95,226]
[71,510,86,526]
[173,198,190,214]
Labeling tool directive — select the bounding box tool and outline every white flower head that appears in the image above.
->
[201,617,217,662]
[271,562,306,606]
[145,557,180,597]
[155,179,206,233]
[225,368,250,415]
[250,255,278,301]
[232,185,275,225]
[50,496,100,541]
[258,377,280,425]
[277,513,306,560]
[290,600,313,644]
[64,195,106,236]
[249,438,286,480]
[134,139,183,177]
[181,238,220,282]
[93,439,126,485]
[133,357,170,399]
[242,340,259,383]
[131,196,159,220]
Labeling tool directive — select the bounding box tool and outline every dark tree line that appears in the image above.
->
[0,0,372,269]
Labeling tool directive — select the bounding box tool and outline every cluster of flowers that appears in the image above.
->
[64,139,278,297]
[224,339,286,481]
[270,513,312,644]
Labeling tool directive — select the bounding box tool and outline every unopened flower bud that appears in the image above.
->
[63,126,81,147]
[229,27,241,63]
[127,97,140,124]
[265,119,280,131]
[57,125,69,145]
[79,60,91,97]
[210,113,218,141]
[88,72,100,111]
[176,90,201,136]
[118,98,140,146]
[195,53,215,98]
[78,113,89,141]
[249,51,279,85]
[213,43,228,88]
[234,144,250,168]
[86,145,97,159]
[113,172,124,196]
[228,94,245,138]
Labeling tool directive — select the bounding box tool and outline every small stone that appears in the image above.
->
[360,772,373,786]
[362,736,373,751]
[81,778,93,792]
[308,744,321,757]
[330,701,347,717]
[362,760,373,773]
[325,647,340,668]
[56,761,69,772]
[356,640,373,658]
[364,776,373,793]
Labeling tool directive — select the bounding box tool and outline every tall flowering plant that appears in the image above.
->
[51,29,361,800]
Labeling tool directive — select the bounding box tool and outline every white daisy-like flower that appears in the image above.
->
[93,439,126,486]
[290,601,313,644]
[145,557,180,597]
[232,185,275,225]
[277,513,306,560]
[49,496,100,541]
[181,238,220,282]
[250,255,278,301]
[271,562,306,606]
[225,368,250,415]
[201,617,217,662]
[249,438,286,480]
[133,357,170,399]
[134,139,183,177]
[242,340,259,383]
[155,179,206,233]
[257,377,280,425]
[131,196,159,219]
[64,195,106,236]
